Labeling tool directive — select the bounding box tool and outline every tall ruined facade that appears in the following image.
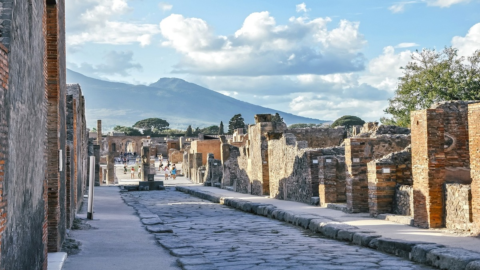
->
[0,1,88,269]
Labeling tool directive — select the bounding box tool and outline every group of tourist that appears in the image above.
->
[120,154,178,180]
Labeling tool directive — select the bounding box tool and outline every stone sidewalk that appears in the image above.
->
[62,187,179,270]
[175,184,480,270]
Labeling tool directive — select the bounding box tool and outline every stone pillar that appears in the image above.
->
[93,145,100,186]
[411,109,445,228]
[469,103,480,227]
[97,120,102,145]
[345,138,371,213]
[141,146,150,181]
[107,154,115,185]
[319,156,338,206]
[367,162,397,216]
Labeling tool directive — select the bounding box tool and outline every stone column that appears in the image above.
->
[93,145,100,186]
[107,154,115,185]
[319,156,339,206]
[411,109,445,228]
[141,146,150,181]
[97,120,102,145]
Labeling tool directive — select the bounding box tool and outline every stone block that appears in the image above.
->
[141,217,164,225]
[466,260,480,270]
[375,238,431,259]
[352,232,381,247]
[170,248,203,257]
[410,244,445,264]
[157,239,192,249]
[426,248,480,270]
[146,225,173,233]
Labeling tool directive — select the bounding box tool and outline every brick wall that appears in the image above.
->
[367,147,412,216]
[411,109,445,228]
[345,135,411,213]
[287,127,345,148]
[319,155,346,206]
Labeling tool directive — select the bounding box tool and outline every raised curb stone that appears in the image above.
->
[146,225,173,233]
[141,217,164,225]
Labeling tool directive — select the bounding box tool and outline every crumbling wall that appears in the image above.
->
[367,146,412,216]
[345,135,411,213]
[469,103,480,228]
[169,149,184,164]
[318,151,346,206]
[203,153,223,187]
[393,185,414,216]
[190,139,221,165]
[445,183,473,231]
[287,127,345,148]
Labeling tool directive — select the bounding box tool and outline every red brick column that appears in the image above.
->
[318,156,338,206]
[367,162,397,216]
[0,44,9,265]
[345,138,371,213]
[411,109,445,228]
[46,2,62,251]
[468,103,480,227]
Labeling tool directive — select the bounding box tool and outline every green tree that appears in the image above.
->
[331,115,365,128]
[271,113,284,124]
[113,125,142,136]
[384,47,480,127]
[228,114,245,134]
[133,118,169,131]
[219,121,225,135]
[91,127,97,132]
[185,125,193,137]
[193,127,201,136]
[199,125,220,135]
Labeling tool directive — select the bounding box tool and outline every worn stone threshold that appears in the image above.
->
[176,186,480,270]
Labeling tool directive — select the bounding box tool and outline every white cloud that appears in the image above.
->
[158,2,173,11]
[389,3,409,13]
[296,3,308,12]
[395,42,419,48]
[160,12,367,76]
[69,51,142,78]
[360,46,412,91]
[452,22,480,56]
[424,0,470,7]
[66,0,161,48]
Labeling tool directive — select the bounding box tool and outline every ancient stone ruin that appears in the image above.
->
[181,103,480,233]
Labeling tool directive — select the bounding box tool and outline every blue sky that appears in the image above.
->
[66,0,480,122]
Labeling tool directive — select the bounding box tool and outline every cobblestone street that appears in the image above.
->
[122,188,432,270]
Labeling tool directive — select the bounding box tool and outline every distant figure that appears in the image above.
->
[130,167,135,179]
[138,166,141,179]
[124,165,127,174]
[159,162,163,171]
[171,165,177,180]
[164,166,170,181]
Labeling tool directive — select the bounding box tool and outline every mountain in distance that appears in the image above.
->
[66,69,326,131]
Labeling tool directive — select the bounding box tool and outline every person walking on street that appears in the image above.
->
[124,165,127,174]
[171,165,177,180]
[130,167,135,179]
[164,166,170,181]
[138,166,141,179]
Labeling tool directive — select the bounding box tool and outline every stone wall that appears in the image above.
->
[444,184,473,231]
[190,139,221,165]
[0,0,48,269]
[367,146,412,216]
[287,127,346,148]
[169,149,184,164]
[318,153,346,206]
[411,101,478,228]
[345,135,411,213]
[203,153,223,187]
[393,185,414,216]
[469,103,480,228]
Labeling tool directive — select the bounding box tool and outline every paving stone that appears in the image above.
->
[124,189,433,270]
[146,225,173,233]
[141,217,164,225]
[170,248,203,257]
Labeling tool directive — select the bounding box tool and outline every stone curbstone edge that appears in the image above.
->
[174,186,480,270]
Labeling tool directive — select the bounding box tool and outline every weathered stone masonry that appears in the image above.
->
[0,1,88,269]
